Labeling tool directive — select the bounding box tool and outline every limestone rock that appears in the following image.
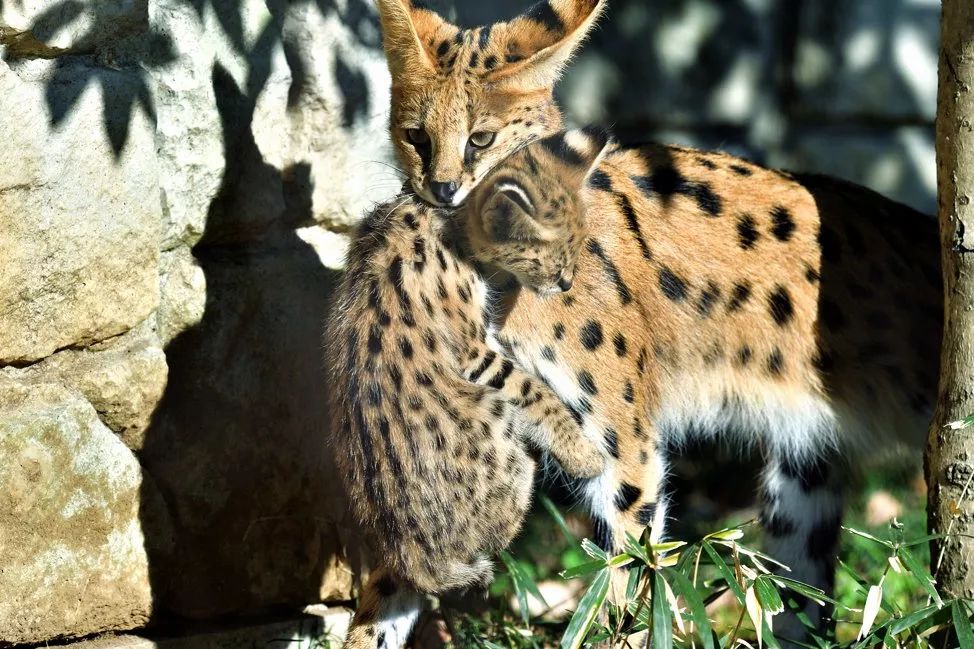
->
[0,0,147,55]
[0,58,160,364]
[0,378,171,646]
[0,321,168,450]
[158,248,207,347]
[141,235,353,618]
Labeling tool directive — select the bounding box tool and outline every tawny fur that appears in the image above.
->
[372,0,941,642]
[326,130,610,649]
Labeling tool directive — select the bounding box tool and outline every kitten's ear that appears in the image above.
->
[490,0,606,90]
[480,183,545,242]
[376,0,443,79]
[538,126,612,185]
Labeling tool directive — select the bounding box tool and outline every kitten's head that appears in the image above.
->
[376,0,605,207]
[466,126,611,295]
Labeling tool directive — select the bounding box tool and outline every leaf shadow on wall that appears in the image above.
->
[132,0,378,630]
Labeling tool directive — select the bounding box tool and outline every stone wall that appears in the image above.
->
[0,0,938,645]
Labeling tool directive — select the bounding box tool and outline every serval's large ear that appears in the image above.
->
[488,0,605,90]
[537,126,613,186]
[376,0,445,81]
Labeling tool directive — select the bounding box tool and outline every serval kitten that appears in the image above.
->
[326,128,610,649]
[377,0,942,642]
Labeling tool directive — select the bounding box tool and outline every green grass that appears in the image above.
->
[442,457,974,648]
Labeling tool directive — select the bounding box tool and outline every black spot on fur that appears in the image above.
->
[730,164,752,176]
[804,264,820,284]
[478,24,491,49]
[525,0,564,33]
[487,359,515,389]
[696,281,722,317]
[780,454,831,492]
[367,327,383,355]
[376,575,397,596]
[618,193,653,261]
[659,266,688,301]
[615,483,642,512]
[604,427,620,459]
[636,502,657,526]
[586,239,633,304]
[727,281,752,312]
[632,167,722,216]
[589,169,612,191]
[436,40,449,58]
[698,158,717,169]
[541,345,555,361]
[767,349,784,376]
[614,333,627,357]
[736,346,752,366]
[592,517,614,552]
[578,370,598,395]
[737,214,760,250]
[807,516,841,561]
[483,55,497,70]
[468,351,496,381]
[771,205,795,241]
[623,381,635,403]
[762,511,797,537]
[397,337,414,359]
[580,320,604,350]
[553,323,565,340]
[768,286,794,326]
[468,51,479,67]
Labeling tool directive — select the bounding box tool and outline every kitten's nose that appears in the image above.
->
[430,180,458,204]
[557,276,573,292]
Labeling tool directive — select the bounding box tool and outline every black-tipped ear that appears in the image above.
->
[538,126,612,183]
[481,187,543,242]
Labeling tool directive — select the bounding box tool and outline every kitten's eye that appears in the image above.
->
[406,128,429,145]
[468,131,496,149]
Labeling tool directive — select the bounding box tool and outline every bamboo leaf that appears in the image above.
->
[859,584,883,641]
[889,604,940,635]
[581,538,608,562]
[896,546,943,608]
[559,558,607,580]
[653,570,674,649]
[665,567,716,649]
[954,601,974,649]
[560,567,610,649]
[540,494,575,543]
[702,541,746,601]
[746,585,764,648]
[754,576,785,615]
[843,526,895,549]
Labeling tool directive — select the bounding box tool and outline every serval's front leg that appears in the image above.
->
[462,346,606,478]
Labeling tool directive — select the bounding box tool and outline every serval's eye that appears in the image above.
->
[468,131,496,149]
[406,128,429,145]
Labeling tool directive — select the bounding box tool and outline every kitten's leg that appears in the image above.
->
[462,348,605,478]
[343,567,424,649]
[760,449,843,644]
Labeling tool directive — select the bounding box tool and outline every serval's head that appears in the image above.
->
[466,126,610,295]
[377,0,605,207]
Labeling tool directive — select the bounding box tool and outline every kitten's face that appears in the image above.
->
[468,128,610,295]
[377,0,605,207]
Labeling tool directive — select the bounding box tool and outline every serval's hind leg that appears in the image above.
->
[343,567,423,649]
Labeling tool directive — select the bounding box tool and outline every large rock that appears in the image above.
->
[0,0,147,56]
[149,0,394,248]
[0,321,168,450]
[0,378,171,646]
[140,233,353,618]
[0,57,160,364]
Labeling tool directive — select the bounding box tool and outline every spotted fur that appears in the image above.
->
[379,0,942,642]
[327,129,609,649]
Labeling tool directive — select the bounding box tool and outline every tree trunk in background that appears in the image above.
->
[927,0,974,599]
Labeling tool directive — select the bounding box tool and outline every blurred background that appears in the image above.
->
[0,0,936,646]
